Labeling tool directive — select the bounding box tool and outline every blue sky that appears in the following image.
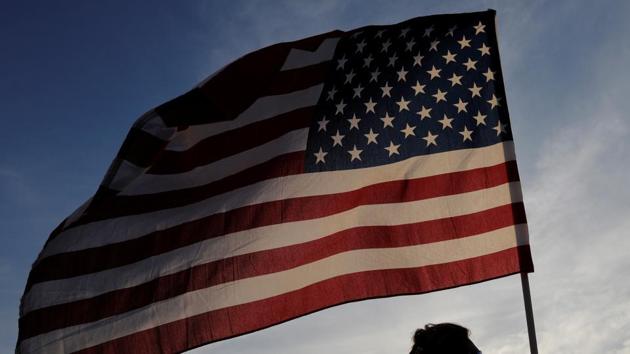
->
[2,0,630,353]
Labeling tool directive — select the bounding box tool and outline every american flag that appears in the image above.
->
[18,10,533,354]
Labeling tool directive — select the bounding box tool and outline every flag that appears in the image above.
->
[18,9,533,354]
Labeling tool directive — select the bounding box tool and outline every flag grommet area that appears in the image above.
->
[18,9,533,354]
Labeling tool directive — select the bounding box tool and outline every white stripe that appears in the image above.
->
[163,84,323,152]
[107,160,147,192]
[139,113,177,141]
[40,142,517,259]
[23,181,523,312]
[106,112,173,192]
[62,197,93,228]
[19,224,529,354]
[120,128,309,195]
[280,38,339,71]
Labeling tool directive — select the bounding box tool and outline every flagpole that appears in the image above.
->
[520,272,539,354]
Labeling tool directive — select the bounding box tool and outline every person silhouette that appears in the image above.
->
[409,323,481,354]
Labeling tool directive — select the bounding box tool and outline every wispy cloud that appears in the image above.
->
[523,98,630,352]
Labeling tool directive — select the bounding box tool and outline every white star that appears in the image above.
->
[363,54,374,68]
[448,73,463,86]
[388,53,398,67]
[417,106,432,120]
[478,43,491,56]
[331,130,345,146]
[413,52,424,67]
[494,121,507,136]
[350,31,363,38]
[317,116,329,132]
[411,81,426,95]
[370,68,381,82]
[348,145,363,161]
[427,65,441,79]
[453,98,468,113]
[423,25,434,37]
[335,100,346,115]
[381,39,392,52]
[473,111,487,126]
[356,39,367,53]
[326,86,337,101]
[405,39,416,52]
[459,126,473,142]
[375,29,385,38]
[446,25,457,37]
[458,35,471,49]
[429,40,440,51]
[364,129,379,145]
[438,114,454,129]
[381,82,393,97]
[364,98,377,113]
[344,70,356,84]
[384,141,401,156]
[463,58,478,71]
[397,67,408,82]
[469,83,482,98]
[423,131,439,147]
[483,68,496,82]
[347,114,361,130]
[474,21,486,34]
[432,88,447,103]
[337,55,347,70]
[400,123,416,138]
[487,94,502,109]
[380,112,395,128]
[442,50,457,64]
[396,96,411,111]
[353,84,364,98]
[314,147,328,164]
[400,27,411,38]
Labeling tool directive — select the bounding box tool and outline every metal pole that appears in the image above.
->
[520,272,539,354]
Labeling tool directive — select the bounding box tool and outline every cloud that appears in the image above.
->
[518,89,630,352]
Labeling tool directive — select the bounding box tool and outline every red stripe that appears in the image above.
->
[155,31,338,127]
[156,63,329,129]
[72,246,533,354]
[29,161,520,284]
[147,106,313,174]
[108,56,328,176]
[190,32,339,126]
[264,61,330,97]
[18,203,526,339]
[70,152,305,227]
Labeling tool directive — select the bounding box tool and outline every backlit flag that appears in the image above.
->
[18,9,533,354]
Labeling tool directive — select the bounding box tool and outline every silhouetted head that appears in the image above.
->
[410,323,480,354]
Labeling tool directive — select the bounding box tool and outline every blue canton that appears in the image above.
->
[305,11,513,172]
